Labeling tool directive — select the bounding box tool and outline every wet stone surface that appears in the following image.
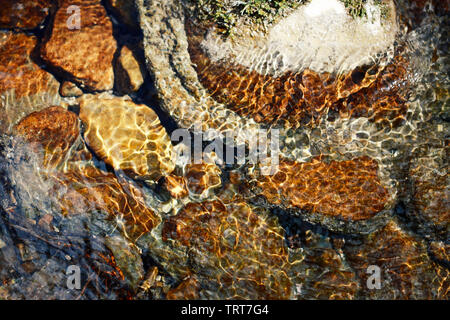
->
[0,0,54,30]
[0,0,448,300]
[40,0,116,91]
[0,32,61,134]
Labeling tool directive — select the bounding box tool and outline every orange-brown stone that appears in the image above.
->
[14,106,80,168]
[59,81,83,97]
[187,23,408,128]
[40,0,116,91]
[54,165,161,242]
[184,162,222,197]
[0,32,61,133]
[164,175,189,199]
[166,277,199,300]
[162,200,292,299]
[255,156,389,221]
[0,0,54,30]
[343,220,449,299]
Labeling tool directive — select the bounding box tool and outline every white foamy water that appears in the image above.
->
[201,0,398,75]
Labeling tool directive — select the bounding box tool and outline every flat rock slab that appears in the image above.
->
[0,32,61,134]
[78,94,175,182]
[40,0,116,91]
[14,106,80,168]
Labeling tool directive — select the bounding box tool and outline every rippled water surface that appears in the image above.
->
[0,0,448,300]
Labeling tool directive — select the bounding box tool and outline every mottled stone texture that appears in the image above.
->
[14,106,79,168]
[254,156,389,221]
[54,165,161,242]
[0,0,54,30]
[343,221,449,299]
[40,0,116,91]
[78,94,175,181]
[59,81,83,97]
[160,200,293,299]
[0,32,61,134]
[115,46,144,94]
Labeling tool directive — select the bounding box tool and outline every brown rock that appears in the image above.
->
[166,277,199,300]
[78,94,175,181]
[162,200,292,299]
[187,21,408,128]
[40,0,116,91]
[115,46,144,94]
[54,165,161,242]
[14,106,80,168]
[164,175,188,199]
[290,231,359,300]
[0,32,61,134]
[343,220,449,299]
[0,0,54,30]
[254,156,389,221]
[59,81,83,97]
[184,162,222,198]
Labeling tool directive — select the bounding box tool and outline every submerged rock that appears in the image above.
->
[115,46,145,95]
[14,106,80,168]
[142,198,294,299]
[343,220,449,299]
[403,144,449,240]
[290,231,360,300]
[105,236,145,291]
[40,0,116,91]
[78,94,175,182]
[0,0,54,30]
[55,165,161,242]
[248,156,393,234]
[59,81,83,98]
[0,32,61,134]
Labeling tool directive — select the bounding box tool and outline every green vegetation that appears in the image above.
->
[187,0,307,37]
[340,0,367,18]
[339,0,390,20]
[187,0,390,37]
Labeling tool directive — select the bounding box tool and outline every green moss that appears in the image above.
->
[186,0,307,37]
[339,0,390,21]
[374,0,390,20]
[340,0,367,19]
[187,0,390,37]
